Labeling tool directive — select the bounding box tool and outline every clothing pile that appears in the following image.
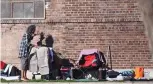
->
[106,68,153,81]
[0,61,21,80]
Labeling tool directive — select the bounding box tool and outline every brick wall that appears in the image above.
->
[1,0,153,69]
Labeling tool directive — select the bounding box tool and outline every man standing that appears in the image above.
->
[19,25,38,81]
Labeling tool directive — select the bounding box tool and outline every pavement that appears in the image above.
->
[1,81,153,84]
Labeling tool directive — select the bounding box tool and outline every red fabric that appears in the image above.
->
[0,61,7,69]
[81,54,96,67]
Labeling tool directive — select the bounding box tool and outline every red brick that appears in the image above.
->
[1,0,153,69]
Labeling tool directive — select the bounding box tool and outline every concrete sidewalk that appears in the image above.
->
[1,81,153,84]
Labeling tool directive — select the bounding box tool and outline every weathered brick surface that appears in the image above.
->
[1,0,153,69]
[1,0,142,23]
[48,0,142,22]
[1,22,153,69]
[1,24,65,69]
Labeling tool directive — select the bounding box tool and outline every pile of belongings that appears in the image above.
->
[0,61,21,81]
[59,49,107,81]
[106,67,153,81]
[106,70,134,81]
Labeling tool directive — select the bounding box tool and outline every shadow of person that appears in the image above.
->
[45,34,54,47]
[37,32,45,46]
